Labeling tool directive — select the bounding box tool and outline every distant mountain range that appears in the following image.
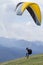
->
[0,37,43,62]
[0,45,25,62]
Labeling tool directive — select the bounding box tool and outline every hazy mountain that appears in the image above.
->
[0,45,25,62]
[0,37,43,48]
[0,37,43,62]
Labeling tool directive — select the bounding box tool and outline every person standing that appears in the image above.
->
[26,48,32,59]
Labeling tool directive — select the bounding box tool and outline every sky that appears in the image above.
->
[0,0,43,41]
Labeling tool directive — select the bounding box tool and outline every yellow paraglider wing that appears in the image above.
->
[16,2,41,26]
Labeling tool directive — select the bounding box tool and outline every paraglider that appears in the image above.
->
[15,2,41,26]
[15,2,42,59]
[26,48,32,59]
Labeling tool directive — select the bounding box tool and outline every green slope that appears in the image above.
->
[0,54,43,65]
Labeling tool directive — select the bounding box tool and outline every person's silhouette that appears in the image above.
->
[26,48,32,59]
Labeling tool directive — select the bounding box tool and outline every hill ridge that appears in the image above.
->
[0,54,43,65]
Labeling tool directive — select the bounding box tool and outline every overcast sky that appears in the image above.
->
[0,0,43,41]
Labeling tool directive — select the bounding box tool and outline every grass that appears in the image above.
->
[0,54,43,65]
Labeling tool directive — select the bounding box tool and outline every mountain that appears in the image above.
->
[0,45,25,62]
[0,37,43,62]
[0,37,43,48]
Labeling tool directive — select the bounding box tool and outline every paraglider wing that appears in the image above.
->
[16,2,41,26]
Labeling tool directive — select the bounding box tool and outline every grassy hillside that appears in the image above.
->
[0,54,43,65]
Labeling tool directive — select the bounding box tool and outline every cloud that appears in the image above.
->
[0,0,43,42]
[0,21,43,42]
[11,0,43,5]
